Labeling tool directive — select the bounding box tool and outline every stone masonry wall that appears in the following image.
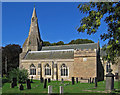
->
[74,49,97,79]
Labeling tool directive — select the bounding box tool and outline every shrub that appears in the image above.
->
[8,68,28,83]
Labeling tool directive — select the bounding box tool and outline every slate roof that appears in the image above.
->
[24,49,74,60]
[42,43,98,51]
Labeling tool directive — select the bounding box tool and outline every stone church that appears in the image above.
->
[19,7,104,82]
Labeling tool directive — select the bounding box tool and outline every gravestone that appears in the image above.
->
[40,77,44,83]
[13,78,17,86]
[48,85,52,94]
[61,78,64,83]
[89,77,91,84]
[72,77,74,85]
[106,69,114,91]
[60,86,63,94]
[88,79,89,83]
[92,78,94,83]
[26,79,31,89]
[95,77,97,88]
[76,77,78,83]
[30,76,33,83]
[48,78,51,83]
[11,82,14,88]
[19,84,24,90]
[44,79,47,88]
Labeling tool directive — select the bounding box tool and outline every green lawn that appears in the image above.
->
[2,79,120,94]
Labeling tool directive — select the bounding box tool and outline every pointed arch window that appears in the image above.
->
[45,64,51,75]
[30,64,36,75]
[61,64,68,76]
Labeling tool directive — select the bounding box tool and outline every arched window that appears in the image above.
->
[61,64,68,76]
[45,64,51,75]
[30,64,36,75]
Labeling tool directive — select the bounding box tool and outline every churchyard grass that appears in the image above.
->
[2,79,119,94]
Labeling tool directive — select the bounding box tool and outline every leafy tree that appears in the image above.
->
[43,41,51,46]
[69,39,94,44]
[8,68,28,83]
[2,44,22,75]
[77,2,120,64]
[56,41,64,45]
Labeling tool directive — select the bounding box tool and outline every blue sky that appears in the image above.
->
[2,2,108,48]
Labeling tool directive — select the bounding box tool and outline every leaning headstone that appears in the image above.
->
[60,86,63,94]
[13,78,17,86]
[95,77,97,88]
[40,77,44,83]
[48,85,52,94]
[19,84,24,90]
[48,78,51,83]
[44,79,47,88]
[89,77,91,84]
[76,77,78,83]
[26,79,31,89]
[72,77,74,85]
[30,76,33,83]
[106,69,114,91]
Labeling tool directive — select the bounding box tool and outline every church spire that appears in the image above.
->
[22,7,42,52]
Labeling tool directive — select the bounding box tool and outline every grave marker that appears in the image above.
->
[40,77,44,83]
[13,78,17,86]
[89,77,91,84]
[61,78,64,83]
[60,86,63,94]
[48,78,51,83]
[72,77,74,85]
[26,79,31,89]
[76,77,78,83]
[19,84,24,90]
[30,76,33,83]
[44,79,47,88]
[48,85,52,94]
[95,77,97,88]
[106,69,114,91]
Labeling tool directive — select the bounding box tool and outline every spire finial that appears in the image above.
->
[32,6,37,18]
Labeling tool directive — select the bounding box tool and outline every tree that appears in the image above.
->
[2,44,22,75]
[43,41,51,46]
[56,41,64,45]
[69,39,94,44]
[77,2,120,64]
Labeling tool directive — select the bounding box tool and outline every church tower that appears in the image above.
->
[22,7,42,52]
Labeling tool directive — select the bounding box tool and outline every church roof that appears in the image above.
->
[42,43,98,51]
[24,49,74,60]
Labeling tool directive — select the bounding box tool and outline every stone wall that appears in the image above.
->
[73,49,97,79]
[20,59,74,81]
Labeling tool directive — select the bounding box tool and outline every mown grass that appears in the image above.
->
[2,79,120,94]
